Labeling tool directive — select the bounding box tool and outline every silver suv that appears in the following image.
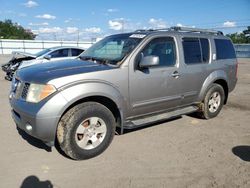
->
[9,27,238,160]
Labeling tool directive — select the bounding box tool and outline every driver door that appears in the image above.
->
[128,37,182,117]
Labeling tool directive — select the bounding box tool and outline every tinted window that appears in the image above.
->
[50,49,69,58]
[141,37,176,67]
[183,38,202,64]
[71,49,84,56]
[215,39,236,59]
[35,48,52,57]
[200,38,210,62]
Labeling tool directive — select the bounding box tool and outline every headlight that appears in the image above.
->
[26,83,56,103]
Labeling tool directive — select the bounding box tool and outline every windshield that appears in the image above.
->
[35,48,52,57]
[80,33,145,65]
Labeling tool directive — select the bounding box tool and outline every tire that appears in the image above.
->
[198,83,225,119]
[57,102,116,160]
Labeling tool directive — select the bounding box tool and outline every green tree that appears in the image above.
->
[0,19,36,40]
[226,26,250,44]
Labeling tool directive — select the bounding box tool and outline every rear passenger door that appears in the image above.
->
[179,37,211,105]
[49,49,70,61]
[70,48,84,58]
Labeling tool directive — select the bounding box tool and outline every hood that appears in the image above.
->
[18,59,44,69]
[12,51,37,59]
[16,59,117,84]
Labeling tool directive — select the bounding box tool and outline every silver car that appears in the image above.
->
[9,27,238,160]
[18,46,85,69]
[2,46,85,80]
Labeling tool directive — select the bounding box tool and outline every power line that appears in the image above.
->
[209,25,250,30]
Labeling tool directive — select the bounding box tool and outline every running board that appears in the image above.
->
[123,106,198,129]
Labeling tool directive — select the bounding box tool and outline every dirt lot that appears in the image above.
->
[0,55,249,188]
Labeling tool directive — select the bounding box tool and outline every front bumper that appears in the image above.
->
[10,92,68,146]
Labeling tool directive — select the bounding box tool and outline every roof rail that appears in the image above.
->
[170,26,223,35]
[134,29,148,32]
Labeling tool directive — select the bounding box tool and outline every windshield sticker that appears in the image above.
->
[129,34,146,38]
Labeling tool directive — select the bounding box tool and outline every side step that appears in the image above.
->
[123,106,198,130]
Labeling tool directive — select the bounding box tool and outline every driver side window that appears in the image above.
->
[141,37,176,67]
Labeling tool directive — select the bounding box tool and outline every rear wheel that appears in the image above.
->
[57,102,116,160]
[198,83,225,119]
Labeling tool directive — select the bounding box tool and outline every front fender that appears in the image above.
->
[58,80,127,120]
[198,70,228,101]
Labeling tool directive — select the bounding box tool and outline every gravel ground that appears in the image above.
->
[0,55,249,188]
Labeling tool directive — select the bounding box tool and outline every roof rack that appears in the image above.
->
[134,27,223,35]
[134,29,149,32]
[170,26,223,35]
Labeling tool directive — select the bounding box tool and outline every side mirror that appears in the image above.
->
[44,54,51,60]
[139,55,159,68]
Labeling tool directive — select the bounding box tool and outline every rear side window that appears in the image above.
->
[215,39,236,59]
[50,49,69,58]
[200,38,209,62]
[182,38,210,64]
[71,48,84,56]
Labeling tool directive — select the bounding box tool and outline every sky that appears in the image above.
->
[0,0,250,41]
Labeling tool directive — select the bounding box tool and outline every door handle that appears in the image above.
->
[171,71,180,78]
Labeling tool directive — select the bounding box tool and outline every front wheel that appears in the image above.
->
[57,102,116,160]
[198,83,225,119]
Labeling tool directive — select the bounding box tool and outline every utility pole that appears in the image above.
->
[121,20,124,33]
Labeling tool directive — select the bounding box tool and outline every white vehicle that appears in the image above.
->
[2,46,85,80]
[18,46,85,69]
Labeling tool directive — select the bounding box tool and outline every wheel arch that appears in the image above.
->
[213,79,229,104]
[198,70,229,104]
[60,95,122,128]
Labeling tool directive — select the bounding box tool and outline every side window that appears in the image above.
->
[182,38,202,64]
[200,38,210,62]
[50,49,69,58]
[141,37,176,67]
[71,49,84,56]
[215,39,236,59]
[182,38,210,64]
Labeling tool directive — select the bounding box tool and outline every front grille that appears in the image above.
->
[11,78,30,100]
[21,83,30,99]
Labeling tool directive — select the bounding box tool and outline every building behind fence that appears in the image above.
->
[0,39,250,58]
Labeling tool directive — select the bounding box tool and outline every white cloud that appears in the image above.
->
[66,27,79,34]
[148,18,167,29]
[223,21,236,27]
[109,19,125,30]
[29,22,49,26]
[176,23,183,27]
[64,18,72,23]
[24,1,38,8]
[37,27,62,34]
[36,14,56,20]
[107,8,119,13]
[85,27,101,33]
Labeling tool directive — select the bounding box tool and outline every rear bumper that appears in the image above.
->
[9,92,68,146]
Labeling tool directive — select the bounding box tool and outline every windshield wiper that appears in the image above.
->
[79,56,116,66]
